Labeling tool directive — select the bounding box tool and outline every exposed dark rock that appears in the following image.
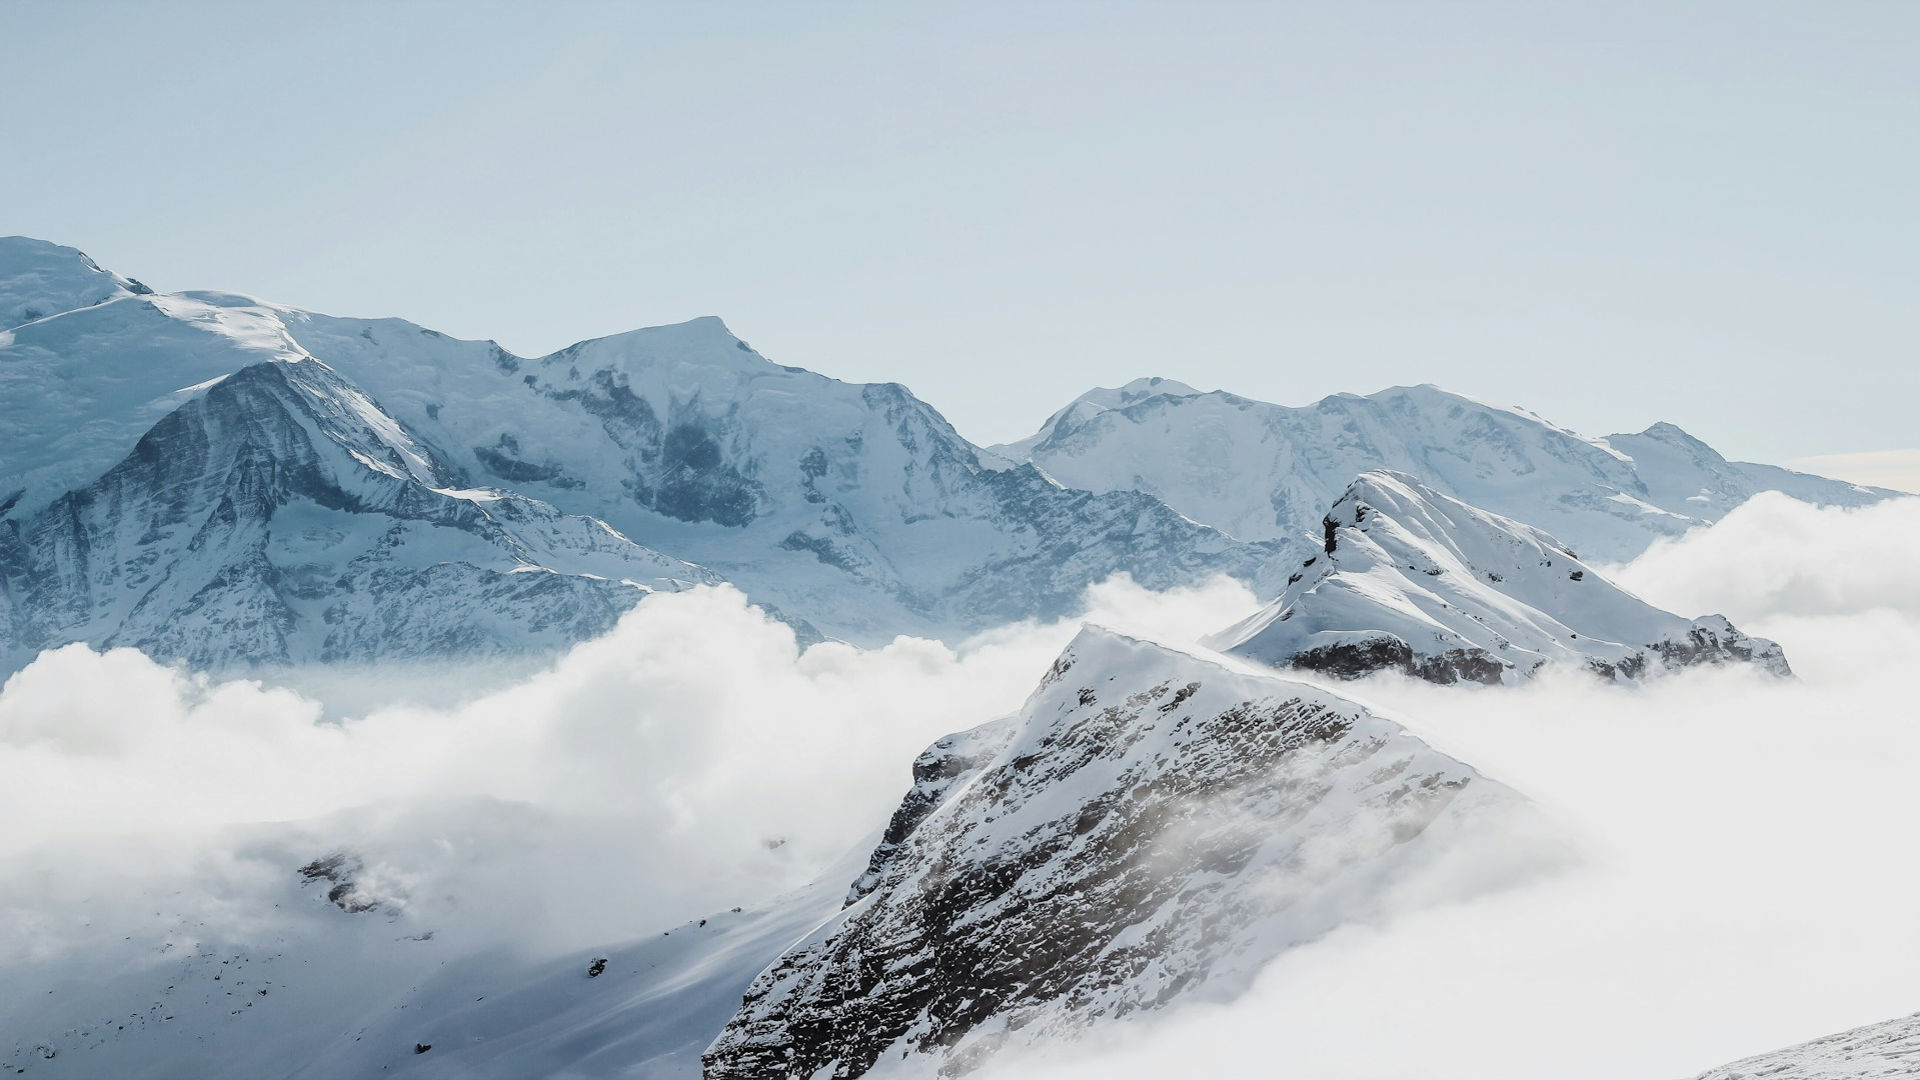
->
[702,630,1525,1079]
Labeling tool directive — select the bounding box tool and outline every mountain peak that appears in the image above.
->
[1080,375,1202,406]
[1208,471,1790,684]
[706,631,1528,1078]
[0,235,151,330]
[1634,420,1717,452]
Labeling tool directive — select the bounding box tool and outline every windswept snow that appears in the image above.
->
[1208,472,1788,684]
[993,381,1893,561]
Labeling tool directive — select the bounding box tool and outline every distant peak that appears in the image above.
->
[1073,377,1201,409]
[543,315,759,367]
[0,236,149,329]
[1637,420,1710,447]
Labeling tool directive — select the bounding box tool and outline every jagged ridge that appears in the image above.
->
[702,627,1534,1078]
[1206,471,1790,685]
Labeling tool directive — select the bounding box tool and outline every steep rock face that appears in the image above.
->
[1207,472,1789,685]
[2,356,710,671]
[1692,1011,1920,1079]
[992,381,1894,561]
[702,628,1533,1079]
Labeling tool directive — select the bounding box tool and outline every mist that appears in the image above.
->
[0,574,1261,968]
[959,493,1920,1079]
[6,495,1916,1077]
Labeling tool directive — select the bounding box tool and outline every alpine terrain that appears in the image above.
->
[0,237,1283,672]
[995,379,1894,561]
[1691,1011,1920,1080]
[1207,472,1790,685]
[702,627,1543,1078]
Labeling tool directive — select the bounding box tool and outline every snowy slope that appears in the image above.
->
[0,236,151,330]
[703,627,1540,1079]
[260,311,1284,642]
[992,381,1894,561]
[1,348,712,672]
[1690,1011,1920,1080]
[993,376,1200,461]
[0,824,858,1080]
[1207,472,1789,685]
[1,239,1285,661]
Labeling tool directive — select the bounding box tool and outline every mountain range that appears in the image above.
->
[0,236,1894,676]
[992,376,1889,562]
[1,235,1907,1079]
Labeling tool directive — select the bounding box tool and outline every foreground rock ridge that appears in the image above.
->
[1692,1009,1920,1079]
[1208,471,1790,685]
[701,627,1534,1078]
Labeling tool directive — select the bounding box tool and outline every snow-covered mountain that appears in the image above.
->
[0,238,1283,668]
[0,343,712,672]
[1691,1010,1920,1079]
[702,627,1539,1078]
[1207,472,1789,685]
[0,828,857,1080]
[992,381,1895,562]
[0,236,152,330]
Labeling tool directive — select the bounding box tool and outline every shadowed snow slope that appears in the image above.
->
[702,627,1545,1079]
[992,380,1893,560]
[1,349,711,672]
[1691,1011,1920,1080]
[1207,472,1788,685]
[0,834,855,1080]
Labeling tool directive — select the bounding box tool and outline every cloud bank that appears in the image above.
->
[0,573,1261,966]
[962,493,1920,1080]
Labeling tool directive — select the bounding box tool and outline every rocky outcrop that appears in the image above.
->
[702,628,1536,1078]
[1692,1010,1920,1079]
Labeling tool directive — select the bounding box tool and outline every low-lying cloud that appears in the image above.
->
[0,573,1261,966]
[964,493,1920,1080]
[8,494,1918,1078]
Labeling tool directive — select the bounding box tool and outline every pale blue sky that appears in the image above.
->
[6,1,1916,461]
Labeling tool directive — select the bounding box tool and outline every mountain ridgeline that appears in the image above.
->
[0,235,1895,676]
[1207,471,1790,685]
[1,236,1903,1080]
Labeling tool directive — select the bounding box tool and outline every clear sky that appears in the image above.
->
[6,1,1915,462]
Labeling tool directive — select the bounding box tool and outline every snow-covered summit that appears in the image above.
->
[704,626,1539,1077]
[1,346,713,672]
[994,380,1895,561]
[992,376,1202,460]
[0,239,1284,665]
[0,235,152,331]
[1207,472,1790,685]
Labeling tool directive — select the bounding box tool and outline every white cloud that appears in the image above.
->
[0,574,1261,965]
[1788,449,1920,495]
[967,496,1920,1080]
